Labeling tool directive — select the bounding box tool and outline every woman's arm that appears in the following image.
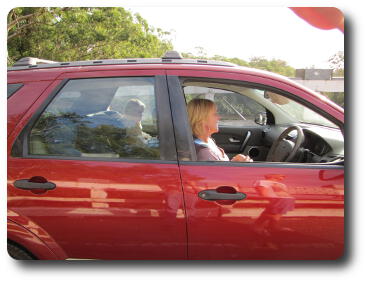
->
[231,154,253,162]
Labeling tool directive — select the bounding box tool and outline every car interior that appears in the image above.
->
[181,79,344,164]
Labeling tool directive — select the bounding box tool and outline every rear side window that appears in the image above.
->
[28,77,160,160]
[7,83,24,98]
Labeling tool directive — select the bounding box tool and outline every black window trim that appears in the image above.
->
[167,75,344,168]
[7,83,24,99]
[167,76,197,161]
[11,75,178,163]
[179,160,344,170]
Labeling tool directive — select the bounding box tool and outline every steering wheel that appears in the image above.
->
[266,126,304,162]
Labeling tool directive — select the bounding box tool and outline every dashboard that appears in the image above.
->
[265,124,344,163]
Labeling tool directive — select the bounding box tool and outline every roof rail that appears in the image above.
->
[162,51,183,59]
[8,51,236,71]
[13,57,58,67]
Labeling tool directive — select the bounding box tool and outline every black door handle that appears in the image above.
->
[14,178,56,191]
[198,189,246,201]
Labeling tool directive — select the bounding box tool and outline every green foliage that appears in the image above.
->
[248,57,295,77]
[328,51,344,77]
[182,52,295,77]
[7,7,173,65]
[321,92,344,108]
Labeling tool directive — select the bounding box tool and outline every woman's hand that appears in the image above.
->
[231,154,253,162]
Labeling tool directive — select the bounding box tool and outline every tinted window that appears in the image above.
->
[29,77,160,160]
[7,83,24,98]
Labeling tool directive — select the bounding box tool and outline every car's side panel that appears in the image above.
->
[8,219,60,259]
[8,158,186,259]
[8,209,69,259]
[8,69,187,259]
[180,163,344,259]
[7,81,55,137]
[166,70,344,260]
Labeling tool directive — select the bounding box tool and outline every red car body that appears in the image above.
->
[7,58,344,260]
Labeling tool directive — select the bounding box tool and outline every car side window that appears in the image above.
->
[29,77,160,160]
[181,79,344,164]
[184,85,266,127]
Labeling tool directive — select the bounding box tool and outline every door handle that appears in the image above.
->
[14,177,56,191]
[198,189,246,201]
[229,137,241,143]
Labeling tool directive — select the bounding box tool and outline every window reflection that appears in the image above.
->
[29,77,160,159]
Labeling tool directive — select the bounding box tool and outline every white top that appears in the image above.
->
[195,138,230,161]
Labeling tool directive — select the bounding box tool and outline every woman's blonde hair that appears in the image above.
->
[187,98,215,137]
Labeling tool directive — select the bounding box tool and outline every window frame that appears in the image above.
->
[11,75,177,163]
[167,74,344,168]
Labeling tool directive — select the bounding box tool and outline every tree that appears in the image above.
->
[7,7,173,66]
[182,50,295,77]
[248,57,295,77]
[328,51,344,77]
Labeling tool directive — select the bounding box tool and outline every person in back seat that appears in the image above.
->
[120,99,151,146]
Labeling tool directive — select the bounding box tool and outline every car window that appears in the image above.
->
[264,91,338,128]
[183,85,266,127]
[181,79,343,164]
[29,77,160,160]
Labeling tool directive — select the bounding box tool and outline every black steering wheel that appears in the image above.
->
[266,126,304,162]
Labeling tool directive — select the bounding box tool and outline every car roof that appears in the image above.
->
[7,52,343,115]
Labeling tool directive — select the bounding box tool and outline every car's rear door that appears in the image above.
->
[167,69,344,260]
[7,68,187,259]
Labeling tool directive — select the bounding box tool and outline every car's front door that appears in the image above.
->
[167,70,344,260]
[8,70,187,259]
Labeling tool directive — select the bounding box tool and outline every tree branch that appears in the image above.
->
[7,11,44,31]
[8,21,39,41]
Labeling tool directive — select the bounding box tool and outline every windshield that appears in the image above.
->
[272,99,338,128]
[264,91,338,128]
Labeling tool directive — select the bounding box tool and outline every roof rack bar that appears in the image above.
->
[162,51,183,59]
[9,53,236,71]
[12,57,58,67]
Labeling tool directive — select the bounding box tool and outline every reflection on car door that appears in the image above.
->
[7,70,187,259]
[167,71,344,260]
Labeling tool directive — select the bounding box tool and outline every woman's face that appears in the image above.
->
[204,105,220,135]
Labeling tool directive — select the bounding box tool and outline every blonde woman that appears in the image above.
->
[187,98,253,162]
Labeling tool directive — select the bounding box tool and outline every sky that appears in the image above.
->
[124,6,344,69]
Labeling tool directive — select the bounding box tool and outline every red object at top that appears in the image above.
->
[290,7,344,33]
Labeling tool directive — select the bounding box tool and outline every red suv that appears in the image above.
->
[7,51,344,260]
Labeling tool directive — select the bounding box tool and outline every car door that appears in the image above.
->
[7,69,187,259]
[167,69,344,260]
